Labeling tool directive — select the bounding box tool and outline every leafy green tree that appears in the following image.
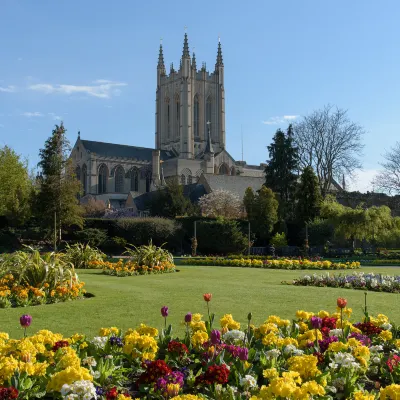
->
[270,232,288,247]
[321,196,393,249]
[244,186,278,243]
[265,124,299,219]
[0,146,33,225]
[35,123,83,240]
[149,177,196,218]
[295,166,322,223]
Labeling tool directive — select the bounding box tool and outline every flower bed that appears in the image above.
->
[181,257,360,270]
[361,259,400,266]
[0,249,86,308]
[1,296,400,399]
[292,272,400,293]
[91,259,176,277]
[0,273,86,308]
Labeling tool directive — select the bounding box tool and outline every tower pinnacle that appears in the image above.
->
[182,32,190,58]
[192,51,197,70]
[157,42,165,72]
[215,39,223,68]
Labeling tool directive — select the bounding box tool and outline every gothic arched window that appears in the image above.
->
[180,168,192,185]
[218,163,230,175]
[175,93,180,138]
[75,166,81,181]
[193,95,200,138]
[165,97,170,138]
[115,166,124,193]
[130,168,139,192]
[146,171,152,193]
[98,164,108,194]
[82,164,88,195]
[206,96,212,130]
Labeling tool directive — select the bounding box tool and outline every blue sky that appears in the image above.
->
[0,0,399,192]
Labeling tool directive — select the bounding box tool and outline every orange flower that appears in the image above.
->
[337,297,347,309]
[203,293,212,302]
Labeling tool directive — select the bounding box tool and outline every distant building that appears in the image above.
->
[70,34,265,209]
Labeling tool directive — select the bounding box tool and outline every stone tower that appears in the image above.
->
[155,34,226,159]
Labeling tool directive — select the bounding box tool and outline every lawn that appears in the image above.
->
[1,266,399,338]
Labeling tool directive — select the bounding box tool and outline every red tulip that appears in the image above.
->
[203,293,212,302]
[337,297,347,309]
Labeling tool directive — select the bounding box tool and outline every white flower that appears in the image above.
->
[382,323,392,331]
[61,380,97,400]
[370,345,384,353]
[61,384,71,396]
[293,349,304,356]
[240,375,257,388]
[332,377,346,390]
[104,354,113,359]
[329,329,343,337]
[223,330,245,342]
[265,349,281,359]
[82,356,97,367]
[91,336,108,349]
[283,345,297,355]
[372,356,381,365]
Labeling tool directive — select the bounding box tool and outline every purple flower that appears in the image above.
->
[161,306,169,317]
[20,315,32,328]
[318,335,338,353]
[349,332,371,346]
[185,312,192,323]
[210,329,221,345]
[310,316,322,329]
[237,347,249,361]
[109,336,123,347]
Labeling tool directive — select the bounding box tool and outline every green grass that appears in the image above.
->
[1,266,399,338]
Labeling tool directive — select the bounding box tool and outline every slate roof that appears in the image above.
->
[80,140,176,161]
[200,174,264,200]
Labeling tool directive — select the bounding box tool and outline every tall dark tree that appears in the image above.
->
[149,177,197,218]
[295,166,322,223]
[244,186,278,242]
[265,124,299,219]
[36,123,83,240]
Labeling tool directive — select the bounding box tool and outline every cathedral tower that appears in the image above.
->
[155,34,226,159]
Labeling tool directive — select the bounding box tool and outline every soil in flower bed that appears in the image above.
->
[291,272,400,293]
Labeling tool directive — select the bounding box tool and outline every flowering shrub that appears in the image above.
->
[181,257,360,270]
[1,296,400,399]
[292,272,400,293]
[91,259,176,277]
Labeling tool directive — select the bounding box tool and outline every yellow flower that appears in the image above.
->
[262,332,278,346]
[191,331,208,348]
[220,314,240,330]
[46,366,93,392]
[318,310,330,318]
[328,342,349,353]
[263,368,279,379]
[136,324,159,337]
[170,396,204,400]
[258,323,279,335]
[288,354,320,379]
[80,342,88,349]
[266,315,290,327]
[353,390,375,400]
[379,330,393,341]
[297,380,325,397]
[296,310,313,320]
[380,384,400,399]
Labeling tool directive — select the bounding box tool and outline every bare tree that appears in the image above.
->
[293,105,364,197]
[373,142,400,194]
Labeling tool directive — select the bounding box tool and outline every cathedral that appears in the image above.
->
[70,34,265,211]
